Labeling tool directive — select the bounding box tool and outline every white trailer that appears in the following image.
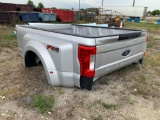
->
[99,6,148,19]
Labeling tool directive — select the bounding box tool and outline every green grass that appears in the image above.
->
[140,76,147,84]
[126,22,160,28]
[119,96,134,105]
[33,95,55,114]
[90,99,118,110]
[147,40,155,48]
[0,34,17,49]
[147,35,155,48]
[0,34,17,40]
[125,22,160,32]
[133,84,152,97]
[98,78,109,85]
[147,36,156,48]
[123,116,138,120]
[100,102,118,110]
[130,55,160,98]
[90,115,103,120]
[74,20,87,24]
[143,52,160,68]
[132,83,160,98]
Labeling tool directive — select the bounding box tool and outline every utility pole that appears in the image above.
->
[102,0,104,6]
[132,0,135,7]
[79,0,80,20]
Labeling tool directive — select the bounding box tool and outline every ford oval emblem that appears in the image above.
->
[122,50,131,56]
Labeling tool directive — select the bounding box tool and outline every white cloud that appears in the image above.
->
[37,0,102,9]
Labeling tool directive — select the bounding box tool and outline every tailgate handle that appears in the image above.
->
[118,32,141,40]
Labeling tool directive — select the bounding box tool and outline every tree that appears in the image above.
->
[37,2,44,9]
[27,0,36,8]
[152,9,160,16]
[147,11,152,16]
[51,7,57,9]
[80,8,85,11]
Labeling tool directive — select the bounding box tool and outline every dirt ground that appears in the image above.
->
[0,23,160,120]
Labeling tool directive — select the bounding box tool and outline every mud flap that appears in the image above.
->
[80,76,93,90]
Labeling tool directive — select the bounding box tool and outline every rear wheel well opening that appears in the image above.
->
[25,51,42,67]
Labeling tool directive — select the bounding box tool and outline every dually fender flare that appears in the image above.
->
[23,40,60,85]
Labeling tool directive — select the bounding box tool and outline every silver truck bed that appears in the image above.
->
[16,23,147,90]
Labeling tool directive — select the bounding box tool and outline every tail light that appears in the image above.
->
[146,36,148,42]
[78,45,96,77]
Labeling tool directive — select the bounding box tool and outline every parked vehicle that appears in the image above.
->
[0,3,16,11]
[19,12,30,22]
[15,23,147,90]
[29,12,39,22]
[51,9,74,22]
[0,11,10,23]
[38,13,56,22]
[41,9,74,22]
[99,6,148,19]
[0,11,19,23]
[16,4,33,12]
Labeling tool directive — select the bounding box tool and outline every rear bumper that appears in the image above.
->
[94,52,144,81]
[80,76,93,90]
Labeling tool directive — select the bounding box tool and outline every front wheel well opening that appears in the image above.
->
[25,51,42,67]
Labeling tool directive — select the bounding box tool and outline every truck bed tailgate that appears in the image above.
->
[94,32,146,80]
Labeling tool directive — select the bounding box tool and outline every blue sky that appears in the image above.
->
[0,0,159,11]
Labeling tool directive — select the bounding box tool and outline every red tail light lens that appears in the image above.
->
[78,45,96,77]
[146,36,148,42]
